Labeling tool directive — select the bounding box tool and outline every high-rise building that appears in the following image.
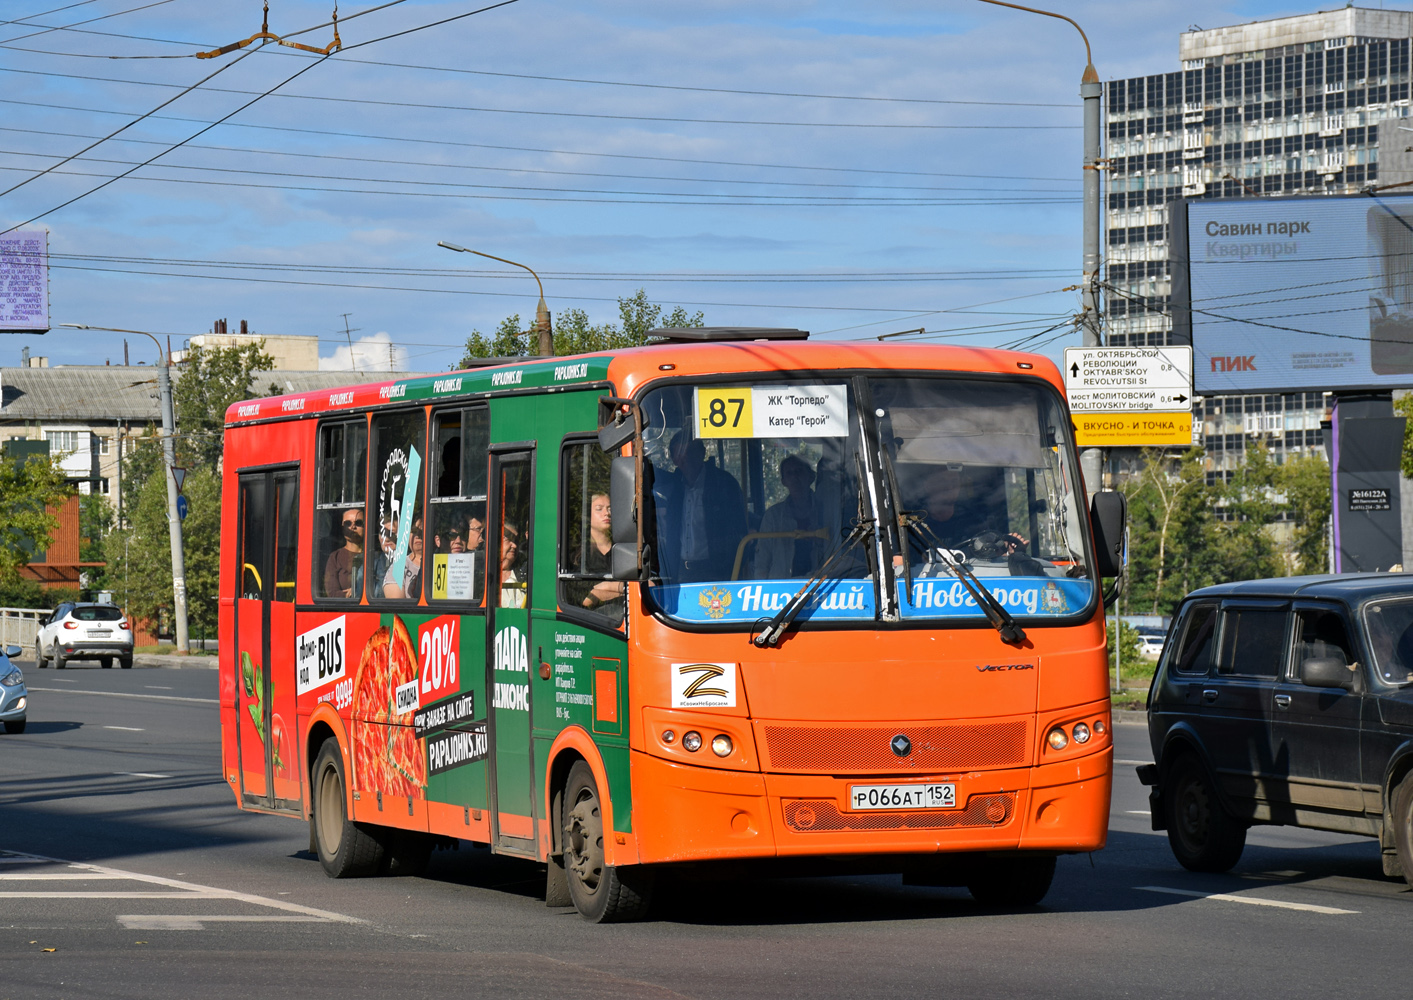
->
[1104,8,1413,481]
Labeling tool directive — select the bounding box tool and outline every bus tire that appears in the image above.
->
[1164,753,1245,873]
[562,760,653,922]
[312,738,385,878]
[966,855,1055,907]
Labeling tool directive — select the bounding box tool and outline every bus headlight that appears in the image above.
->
[711,735,732,757]
[1046,726,1068,750]
[1072,722,1091,744]
[682,731,702,752]
[661,729,676,745]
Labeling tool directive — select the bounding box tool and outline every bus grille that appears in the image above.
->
[782,794,1015,833]
[760,720,1029,773]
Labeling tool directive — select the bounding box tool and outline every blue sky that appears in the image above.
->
[0,0,1361,373]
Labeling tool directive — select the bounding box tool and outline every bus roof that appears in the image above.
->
[223,342,1062,427]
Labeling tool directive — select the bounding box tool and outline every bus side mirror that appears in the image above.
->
[1090,490,1127,578]
[610,455,639,580]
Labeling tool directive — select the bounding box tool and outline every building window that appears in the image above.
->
[45,430,77,453]
[98,436,110,456]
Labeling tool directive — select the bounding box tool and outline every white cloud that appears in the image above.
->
[320,332,410,373]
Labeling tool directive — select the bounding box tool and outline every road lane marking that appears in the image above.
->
[118,915,326,930]
[0,850,361,924]
[1125,810,1150,815]
[0,873,134,880]
[27,687,215,705]
[1115,759,1152,766]
[1135,885,1358,915]
[144,686,173,690]
[114,772,173,779]
[104,726,145,732]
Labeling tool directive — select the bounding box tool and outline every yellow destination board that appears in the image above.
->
[1072,411,1193,447]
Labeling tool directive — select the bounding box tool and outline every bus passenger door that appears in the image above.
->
[487,449,537,854]
[234,468,302,813]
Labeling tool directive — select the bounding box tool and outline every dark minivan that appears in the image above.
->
[1140,574,1413,885]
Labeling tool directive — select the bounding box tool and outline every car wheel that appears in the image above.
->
[311,738,385,878]
[100,657,112,669]
[3,719,24,735]
[120,656,133,669]
[53,643,66,670]
[1164,753,1246,873]
[966,855,1056,907]
[1390,772,1413,890]
[562,760,653,922]
[35,638,46,669]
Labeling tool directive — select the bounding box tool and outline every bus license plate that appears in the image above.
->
[849,783,956,811]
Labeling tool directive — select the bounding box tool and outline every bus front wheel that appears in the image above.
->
[562,760,653,922]
[311,738,385,878]
[966,855,1056,907]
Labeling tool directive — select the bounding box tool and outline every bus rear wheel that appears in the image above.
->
[311,738,385,878]
[966,855,1056,907]
[562,760,653,922]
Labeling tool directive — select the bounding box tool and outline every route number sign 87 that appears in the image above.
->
[695,387,754,439]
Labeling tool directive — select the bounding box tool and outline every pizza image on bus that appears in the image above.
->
[350,616,426,799]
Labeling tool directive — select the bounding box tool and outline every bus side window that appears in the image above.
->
[428,406,488,605]
[369,410,428,603]
[559,440,624,625]
[314,419,366,601]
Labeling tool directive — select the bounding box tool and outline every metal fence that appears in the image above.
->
[0,607,51,651]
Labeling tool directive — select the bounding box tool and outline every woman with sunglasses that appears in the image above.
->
[324,507,364,599]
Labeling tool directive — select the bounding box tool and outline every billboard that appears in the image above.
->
[0,229,48,332]
[1175,194,1413,394]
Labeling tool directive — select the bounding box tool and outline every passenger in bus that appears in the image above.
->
[579,492,626,616]
[656,431,747,583]
[381,517,423,600]
[500,522,527,607]
[323,507,364,599]
[755,455,821,579]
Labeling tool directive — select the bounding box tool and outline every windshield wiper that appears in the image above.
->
[752,517,875,648]
[907,516,1027,645]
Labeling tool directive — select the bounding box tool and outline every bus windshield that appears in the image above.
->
[639,375,1093,627]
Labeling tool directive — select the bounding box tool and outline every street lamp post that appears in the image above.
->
[975,0,1105,494]
[61,324,189,654]
[437,242,553,357]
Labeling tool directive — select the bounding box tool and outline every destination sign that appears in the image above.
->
[1064,347,1193,413]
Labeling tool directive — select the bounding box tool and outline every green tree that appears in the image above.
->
[457,290,705,367]
[174,341,275,473]
[1277,453,1332,575]
[1121,447,1218,615]
[104,467,220,637]
[1211,441,1284,583]
[0,450,71,593]
[79,491,114,564]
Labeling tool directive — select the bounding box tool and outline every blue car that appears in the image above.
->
[0,644,27,734]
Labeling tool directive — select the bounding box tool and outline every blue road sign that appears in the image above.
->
[176,494,189,521]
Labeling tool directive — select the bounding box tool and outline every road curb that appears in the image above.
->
[132,653,220,670]
[1113,708,1146,725]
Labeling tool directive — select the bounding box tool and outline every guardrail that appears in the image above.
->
[0,607,51,651]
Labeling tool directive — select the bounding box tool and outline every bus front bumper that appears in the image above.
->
[629,746,1111,865]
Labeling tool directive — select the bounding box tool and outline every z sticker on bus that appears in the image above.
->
[296,616,345,696]
[671,662,736,708]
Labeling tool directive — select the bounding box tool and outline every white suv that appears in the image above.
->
[36,602,135,669]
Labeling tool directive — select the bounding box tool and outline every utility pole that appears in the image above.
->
[976,0,1104,495]
[437,241,554,356]
[61,323,190,653]
[339,312,360,372]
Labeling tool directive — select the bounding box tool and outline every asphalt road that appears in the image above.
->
[2,659,1408,999]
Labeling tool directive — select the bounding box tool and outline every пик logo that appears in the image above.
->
[1211,356,1256,372]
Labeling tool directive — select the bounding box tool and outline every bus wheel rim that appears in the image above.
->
[565,789,604,894]
[319,762,344,855]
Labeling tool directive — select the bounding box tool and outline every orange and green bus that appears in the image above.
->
[219,328,1125,921]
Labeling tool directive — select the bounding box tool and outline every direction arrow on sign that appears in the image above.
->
[176,494,189,521]
[1063,346,1193,413]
